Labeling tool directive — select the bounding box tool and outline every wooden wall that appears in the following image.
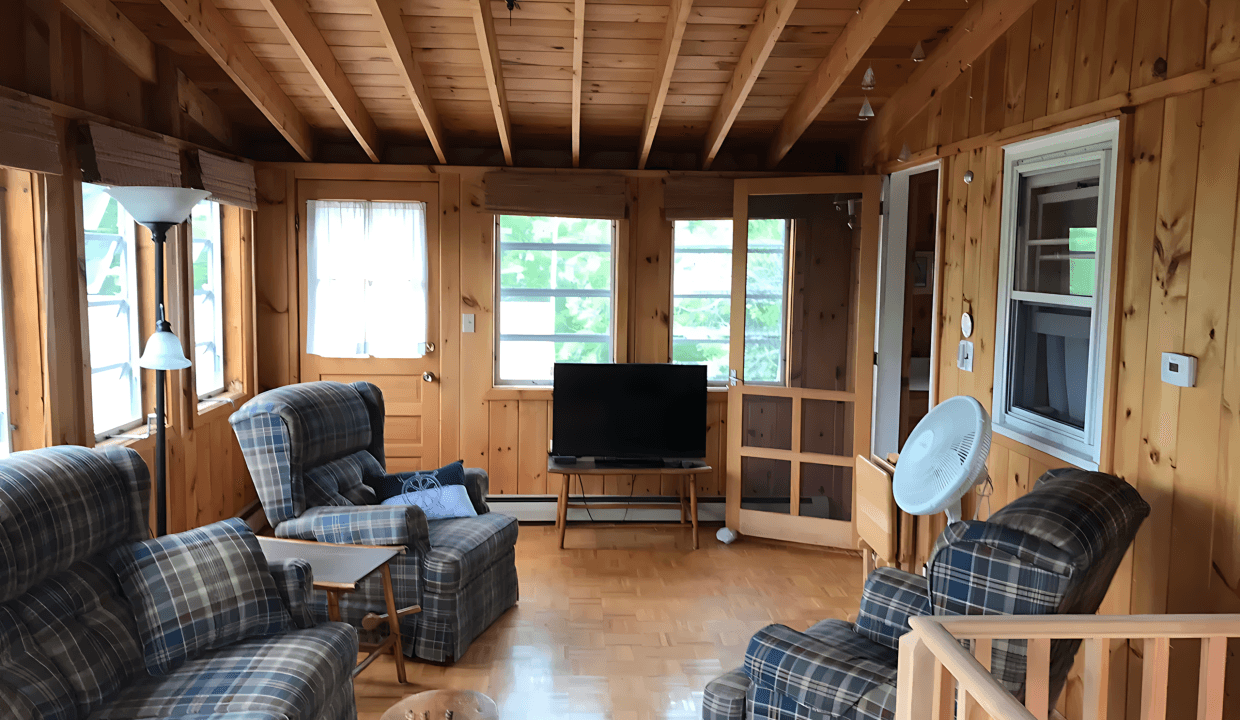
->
[255,166,741,499]
[0,0,262,534]
[868,2,1240,718]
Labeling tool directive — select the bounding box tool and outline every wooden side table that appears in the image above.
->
[547,459,712,550]
[258,536,420,684]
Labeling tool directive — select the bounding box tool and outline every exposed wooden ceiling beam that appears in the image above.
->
[258,0,380,162]
[701,0,798,170]
[766,0,904,169]
[862,0,1040,165]
[470,0,513,165]
[60,0,157,83]
[159,0,315,160]
[571,0,585,167]
[177,69,233,147]
[637,0,693,170]
[366,0,448,164]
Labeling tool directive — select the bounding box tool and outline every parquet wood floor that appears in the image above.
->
[355,523,863,720]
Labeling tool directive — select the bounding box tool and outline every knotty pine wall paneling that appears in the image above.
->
[868,4,1240,718]
[256,167,739,502]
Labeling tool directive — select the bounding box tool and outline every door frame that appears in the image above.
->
[872,160,941,459]
[296,179,441,469]
[725,175,881,548]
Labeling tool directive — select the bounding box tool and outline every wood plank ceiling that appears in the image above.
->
[109,0,971,167]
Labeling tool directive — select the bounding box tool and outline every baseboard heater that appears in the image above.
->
[487,495,726,524]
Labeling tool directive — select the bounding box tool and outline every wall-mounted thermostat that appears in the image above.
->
[1161,352,1197,388]
[957,340,974,372]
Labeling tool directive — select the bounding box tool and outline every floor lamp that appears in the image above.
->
[105,186,211,537]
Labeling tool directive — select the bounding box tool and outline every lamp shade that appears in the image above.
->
[139,329,192,370]
[105,186,211,225]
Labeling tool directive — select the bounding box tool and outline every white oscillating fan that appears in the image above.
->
[892,395,992,523]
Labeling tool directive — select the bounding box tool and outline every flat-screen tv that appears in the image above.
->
[553,363,707,461]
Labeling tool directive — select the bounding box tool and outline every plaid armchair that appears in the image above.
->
[703,468,1149,720]
[230,381,519,663]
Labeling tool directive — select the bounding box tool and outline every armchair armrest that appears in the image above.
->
[854,567,931,650]
[275,505,430,553]
[744,624,895,717]
[267,558,316,629]
[463,467,489,514]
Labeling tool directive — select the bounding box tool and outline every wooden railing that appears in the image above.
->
[895,614,1240,720]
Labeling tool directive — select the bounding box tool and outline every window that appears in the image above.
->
[744,218,791,384]
[672,219,732,382]
[496,216,614,385]
[190,200,225,399]
[82,182,142,438]
[993,120,1119,469]
[306,200,429,358]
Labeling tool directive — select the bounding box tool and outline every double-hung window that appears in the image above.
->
[993,120,1119,469]
[496,215,614,385]
[190,200,225,399]
[672,219,732,382]
[83,182,142,438]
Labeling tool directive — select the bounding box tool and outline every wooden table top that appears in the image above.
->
[257,537,400,589]
[547,458,712,475]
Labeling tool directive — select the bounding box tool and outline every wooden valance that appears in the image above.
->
[663,177,734,220]
[483,171,627,219]
[81,122,181,187]
[197,151,257,210]
[0,97,61,175]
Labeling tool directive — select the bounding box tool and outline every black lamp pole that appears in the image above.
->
[148,221,176,538]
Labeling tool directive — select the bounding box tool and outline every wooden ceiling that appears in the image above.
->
[107,0,972,167]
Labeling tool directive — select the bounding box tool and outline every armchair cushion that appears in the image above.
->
[854,567,930,650]
[423,513,520,594]
[304,451,381,507]
[267,559,316,629]
[0,605,76,720]
[745,620,898,718]
[275,505,430,553]
[108,518,292,676]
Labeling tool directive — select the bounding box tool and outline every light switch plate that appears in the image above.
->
[462,313,476,333]
[957,340,974,372]
[1161,352,1196,387]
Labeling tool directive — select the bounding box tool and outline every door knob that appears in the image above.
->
[423,372,436,383]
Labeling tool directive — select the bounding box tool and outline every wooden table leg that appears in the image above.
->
[380,564,407,684]
[327,590,341,622]
[558,474,569,549]
[689,478,699,550]
[678,481,688,525]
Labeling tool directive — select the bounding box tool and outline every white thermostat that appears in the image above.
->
[1161,352,1197,388]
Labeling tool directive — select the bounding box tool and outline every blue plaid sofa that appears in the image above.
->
[230,380,519,663]
[702,468,1149,720]
[0,444,358,720]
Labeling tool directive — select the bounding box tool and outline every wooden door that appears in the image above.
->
[298,180,440,471]
[725,176,881,548]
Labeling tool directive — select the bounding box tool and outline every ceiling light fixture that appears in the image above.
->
[899,143,912,162]
[912,41,926,62]
[858,96,874,121]
[861,65,876,91]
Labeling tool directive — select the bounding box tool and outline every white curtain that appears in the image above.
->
[306,200,428,358]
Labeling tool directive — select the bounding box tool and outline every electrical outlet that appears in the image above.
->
[462,313,475,333]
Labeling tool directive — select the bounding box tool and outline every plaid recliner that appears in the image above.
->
[230,380,519,662]
[703,468,1149,720]
[0,445,357,720]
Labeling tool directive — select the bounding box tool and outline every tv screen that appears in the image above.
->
[552,363,707,460]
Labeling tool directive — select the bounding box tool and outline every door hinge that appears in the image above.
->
[294,211,300,233]
[874,351,878,366]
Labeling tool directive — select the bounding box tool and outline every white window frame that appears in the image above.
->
[671,219,733,384]
[992,119,1120,470]
[191,200,226,401]
[84,186,143,441]
[493,216,617,386]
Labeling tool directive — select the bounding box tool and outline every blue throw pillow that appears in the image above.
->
[107,518,292,676]
[381,484,478,520]
[366,459,466,502]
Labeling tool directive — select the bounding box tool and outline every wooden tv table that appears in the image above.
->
[547,458,711,550]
